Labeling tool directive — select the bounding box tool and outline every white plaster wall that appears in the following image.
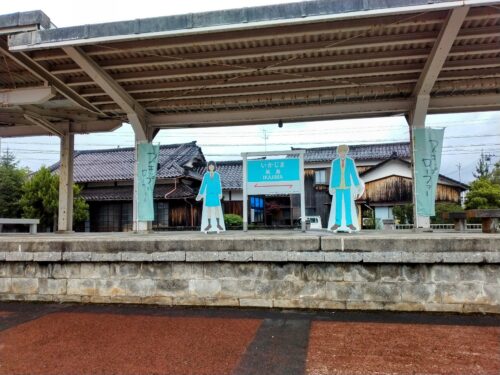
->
[223,190,243,201]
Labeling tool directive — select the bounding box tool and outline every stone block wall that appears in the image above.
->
[1,261,499,313]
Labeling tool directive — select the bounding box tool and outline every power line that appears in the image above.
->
[4,134,500,148]
[4,142,499,155]
[61,117,498,139]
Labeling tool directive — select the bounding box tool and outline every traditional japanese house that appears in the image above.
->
[50,142,205,231]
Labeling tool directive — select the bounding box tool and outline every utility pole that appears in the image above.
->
[456,163,461,182]
[262,129,269,152]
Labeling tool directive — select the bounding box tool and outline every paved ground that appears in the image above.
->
[0,302,499,375]
[1,230,499,239]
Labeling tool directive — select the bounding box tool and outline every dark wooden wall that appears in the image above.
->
[304,169,331,227]
[364,176,461,204]
[223,201,243,216]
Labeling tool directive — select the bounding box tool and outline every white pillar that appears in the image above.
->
[242,153,248,232]
[299,151,306,232]
[57,132,74,233]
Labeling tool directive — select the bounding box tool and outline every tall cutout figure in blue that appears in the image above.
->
[196,161,226,233]
[328,144,365,233]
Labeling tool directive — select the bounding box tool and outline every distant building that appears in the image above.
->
[50,142,206,231]
[50,141,468,231]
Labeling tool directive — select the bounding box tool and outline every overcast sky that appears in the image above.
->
[1,0,499,183]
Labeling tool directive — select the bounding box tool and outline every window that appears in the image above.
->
[315,169,326,184]
[95,203,121,232]
[250,196,264,223]
[121,203,133,231]
[154,201,169,228]
[250,196,264,209]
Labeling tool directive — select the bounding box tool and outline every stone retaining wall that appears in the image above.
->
[1,233,499,313]
[1,261,499,313]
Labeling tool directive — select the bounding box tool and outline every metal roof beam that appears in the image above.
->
[92,76,500,112]
[91,74,500,109]
[147,92,500,128]
[429,93,500,113]
[149,99,412,128]
[0,118,122,137]
[61,44,500,87]
[0,39,103,115]
[23,112,64,137]
[62,46,149,141]
[63,48,433,87]
[0,104,110,122]
[0,86,55,105]
[48,31,440,75]
[79,63,426,99]
[409,6,470,126]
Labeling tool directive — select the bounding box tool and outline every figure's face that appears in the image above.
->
[208,164,215,172]
[338,145,348,159]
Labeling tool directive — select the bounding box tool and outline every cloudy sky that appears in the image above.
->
[1,0,499,183]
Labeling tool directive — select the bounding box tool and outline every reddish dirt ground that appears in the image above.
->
[306,321,500,375]
[0,312,261,375]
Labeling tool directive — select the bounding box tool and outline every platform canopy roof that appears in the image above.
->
[1,0,499,139]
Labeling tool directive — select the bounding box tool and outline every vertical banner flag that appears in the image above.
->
[413,128,445,217]
[137,143,160,221]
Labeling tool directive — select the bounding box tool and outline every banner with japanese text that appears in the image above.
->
[137,143,160,221]
[413,128,445,217]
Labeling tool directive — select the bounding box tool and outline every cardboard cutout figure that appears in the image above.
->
[328,145,365,233]
[196,161,226,233]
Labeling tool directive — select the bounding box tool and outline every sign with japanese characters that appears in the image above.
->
[246,158,301,195]
[413,127,445,217]
[137,143,160,221]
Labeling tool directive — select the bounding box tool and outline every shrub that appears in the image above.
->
[224,214,243,227]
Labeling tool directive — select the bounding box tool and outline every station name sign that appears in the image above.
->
[246,158,301,195]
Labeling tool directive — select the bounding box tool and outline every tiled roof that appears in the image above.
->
[293,142,410,163]
[196,160,242,189]
[81,183,196,201]
[50,141,205,183]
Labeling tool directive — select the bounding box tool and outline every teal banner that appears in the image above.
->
[137,143,160,221]
[413,128,445,217]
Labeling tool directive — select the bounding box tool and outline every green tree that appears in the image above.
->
[431,202,464,224]
[473,151,492,179]
[465,178,500,209]
[20,167,89,231]
[392,204,414,224]
[0,151,29,218]
[490,161,500,185]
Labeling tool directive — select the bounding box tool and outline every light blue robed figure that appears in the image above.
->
[328,144,365,232]
[196,161,226,233]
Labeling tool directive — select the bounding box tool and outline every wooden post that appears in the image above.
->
[57,131,74,233]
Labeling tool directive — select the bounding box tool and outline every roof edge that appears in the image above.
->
[0,10,51,32]
[8,0,482,51]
